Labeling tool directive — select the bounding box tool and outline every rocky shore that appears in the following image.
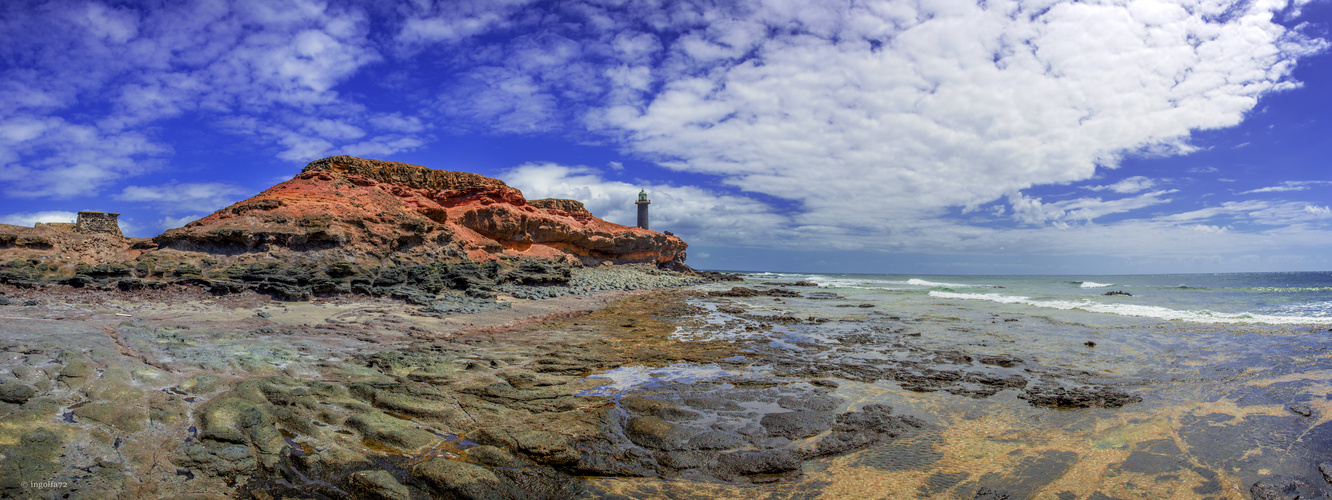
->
[0,267,1165,500]
[0,265,711,499]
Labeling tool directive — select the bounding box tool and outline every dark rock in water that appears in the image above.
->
[22,299,37,306]
[1249,475,1315,500]
[1084,341,1096,347]
[708,287,801,298]
[695,271,743,281]
[777,394,842,412]
[805,291,844,300]
[710,286,762,297]
[0,297,9,306]
[762,281,818,287]
[978,355,1022,368]
[657,450,713,470]
[624,416,691,450]
[834,404,919,436]
[568,442,658,477]
[804,429,881,458]
[761,411,836,440]
[974,486,1012,499]
[621,397,701,421]
[801,404,927,459]
[1103,290,1131,296]
[1289,404,1313,417]
[711,449,802,480]
[684,430,745,450]
[1020,385,1141,409]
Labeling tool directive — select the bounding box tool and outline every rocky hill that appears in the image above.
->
[0,156,690,299]
[153,155,685,267]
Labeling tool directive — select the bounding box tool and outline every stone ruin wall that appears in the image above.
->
[76,211,124,237]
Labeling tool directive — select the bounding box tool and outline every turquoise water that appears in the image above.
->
[755,271,1332,324]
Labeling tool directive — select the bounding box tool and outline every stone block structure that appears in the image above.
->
[76,211,124,237]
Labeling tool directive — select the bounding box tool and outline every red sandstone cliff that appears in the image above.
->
[151,156,687,267]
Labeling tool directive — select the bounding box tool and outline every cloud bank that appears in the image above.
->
[1,0,1328,269]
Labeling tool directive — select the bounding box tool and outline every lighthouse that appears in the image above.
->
[635,190,650,230]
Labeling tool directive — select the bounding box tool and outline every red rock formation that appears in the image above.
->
[0,224,148,267]
[152,156,687,267]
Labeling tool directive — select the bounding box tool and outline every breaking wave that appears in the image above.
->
[929,291,1332,325]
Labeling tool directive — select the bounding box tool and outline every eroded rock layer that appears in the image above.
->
[154,155,686,267]
[0,156,690,299]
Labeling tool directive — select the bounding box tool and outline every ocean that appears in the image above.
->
[792,271,1332,324]
[587,271,1332,498]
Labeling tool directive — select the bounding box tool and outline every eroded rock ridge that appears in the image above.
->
[0,155,690,300]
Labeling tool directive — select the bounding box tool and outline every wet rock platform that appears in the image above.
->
[3,276,1331,499]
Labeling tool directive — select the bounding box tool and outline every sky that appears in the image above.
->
[2,0,1331,275]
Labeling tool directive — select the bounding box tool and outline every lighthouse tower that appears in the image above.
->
[635,190,650,230]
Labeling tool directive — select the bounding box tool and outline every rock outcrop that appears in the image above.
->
[0,156,691,300]
[153,155,686,268]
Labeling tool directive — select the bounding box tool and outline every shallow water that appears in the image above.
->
[584,273,1332,498]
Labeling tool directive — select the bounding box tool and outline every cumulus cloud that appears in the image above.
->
[116,182,252,212]
[1086,176,1157,194]
[586,0,1323,233]
[397,0,1326,243]
[158,214,206,230]
[2,0,1329,267]
[501,162,789,247]
[0,211,77,227]
[0,0,414,197]
[396,0,536,47]
[1008,189,1178,226]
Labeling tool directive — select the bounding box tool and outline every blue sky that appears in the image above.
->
[2,0,1331,275]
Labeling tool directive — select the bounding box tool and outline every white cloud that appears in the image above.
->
[580,0,1325,235]
[1008,189,1178,226]
[1241,180,1332,194]
[0,117,163,198]
[158,214,205,230]
[2,0,1329,268]
[1304,205,1331,217]
[502,162,789,246]
[1086,176,1157,194]
[0,211,77,227]
[396,0,536,46]
[115,182,251,211]
[0,0,404,196]
[1158,199,1332,226]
